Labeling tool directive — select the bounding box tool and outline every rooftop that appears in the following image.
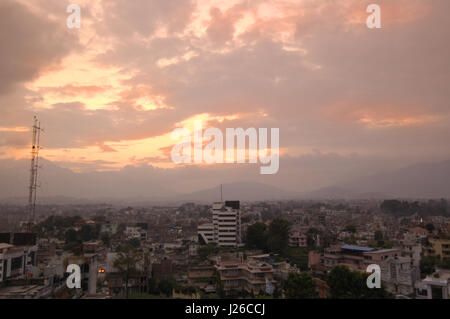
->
[341,245,375,252]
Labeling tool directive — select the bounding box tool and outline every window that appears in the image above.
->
[11,256,22,271]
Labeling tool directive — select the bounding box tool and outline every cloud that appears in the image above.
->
[0,0,79,95]
[2,0,450,182]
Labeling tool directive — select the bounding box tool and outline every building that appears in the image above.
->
[66,254,98,295]
[424,238,450,262]
[0,284,52,299]
[124,226,147,241]
[198,223,214,245]
[188,264,216,292]
[0,243,38,283]
[363,248,401,266]
[198,201,241,247]
[288,231,307,248]
[214,256,276,295]
[416,269,450,299]
[323,245,375,270]
[382,256,420,296]
[404,227,428,242]
[400,240,422,267]
[82,240,103,254]
[322,245,400,271]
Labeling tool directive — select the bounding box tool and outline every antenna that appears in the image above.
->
[220,184,223,202]
[27,116,42,231]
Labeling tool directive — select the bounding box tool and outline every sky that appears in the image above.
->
[1,0,450,198]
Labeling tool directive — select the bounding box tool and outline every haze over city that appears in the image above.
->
[1,0,450,201]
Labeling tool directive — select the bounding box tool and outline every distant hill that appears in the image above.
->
[341,160,450,199]
[2,157,450,204]
[176,182,299,203]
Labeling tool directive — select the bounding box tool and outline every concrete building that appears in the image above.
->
[382,256,420,296]
[198,201,241,247]
[197,223,214,245]
[400,240,422,267]
[0,243,38,283]
[214,256,276,295]
[288,231,307,248]
[416,269,450,299]
[322,245,400,271]
[124,226,147,241]
[424,238,450,262]
[66,254,98,295]
[188,264,216,292]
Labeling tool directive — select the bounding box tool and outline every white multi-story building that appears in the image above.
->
[416,269,450,299]
[198,201,241,247]
[382,256,420,296]
[198,223,214,245]
[124,226,147,241]
[0,243,38,283]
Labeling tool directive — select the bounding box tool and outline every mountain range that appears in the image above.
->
[1,159,450,204]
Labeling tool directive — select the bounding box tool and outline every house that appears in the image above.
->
[289,231,307,248]
[214,256,276,295]
[416,269,450,299]
[424,238,450,262]
[0,243,38,283]
[382,256,420,296]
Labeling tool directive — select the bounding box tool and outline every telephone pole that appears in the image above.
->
[27,116,42,231]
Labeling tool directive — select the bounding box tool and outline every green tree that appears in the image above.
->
[266,219,290,254]
[282,272,318,299]
[344,225,356,233]
[420,256,439,277]
[425,223,435,233]
[65,228,78,243]
[79,225,96,241]
[127,238,141,248]
[244,222,267,250]
[374,230,383,241]
[198,244,220,260]
[113,245,142,299]
[158,277,177,297]
[101,233,111,246]
[326,265,391,299]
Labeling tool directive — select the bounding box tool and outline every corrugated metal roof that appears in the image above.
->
[341,245,375,252]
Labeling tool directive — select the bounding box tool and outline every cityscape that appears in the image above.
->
[1,0,450,305]
[0,196,449,299]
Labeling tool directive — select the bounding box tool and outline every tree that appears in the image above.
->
[113,245,142,299]
[425,223,435,233]
[282,272,318,299]
[79,225,97,241]
[198,244,220,260]
[285,247,308,270]
[374,230,383,241]
[266,219,290,254]
[101,233,111,246]
[65,228,78,243]
[344,225,356,233]
[158,277,177,297]
[420,256,439,277]
[244,222,267,250]
[326,265,391,299]
[127,238,141,248]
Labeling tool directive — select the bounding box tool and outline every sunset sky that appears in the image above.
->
[1,0,450,197]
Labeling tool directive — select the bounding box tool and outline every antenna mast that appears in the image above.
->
[27,116,42,231]
[220,184,223,202]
